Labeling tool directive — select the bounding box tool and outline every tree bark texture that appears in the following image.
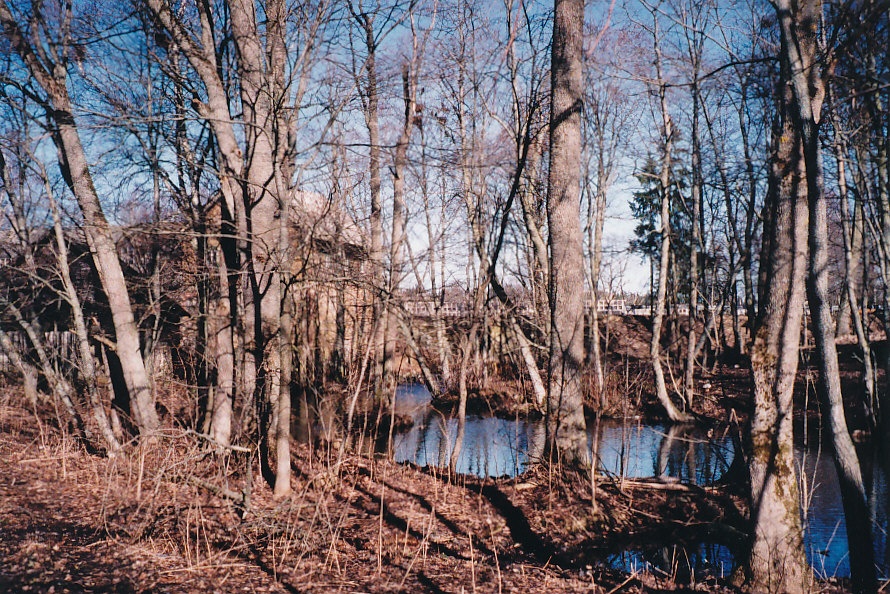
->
[545,0,589,465]
[776,0,876,589]
[747,17,811,584]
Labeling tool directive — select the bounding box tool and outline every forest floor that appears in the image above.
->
[0,389,856,594]
[0,315,875,593]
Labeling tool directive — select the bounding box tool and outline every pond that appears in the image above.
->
[390,384,890,580]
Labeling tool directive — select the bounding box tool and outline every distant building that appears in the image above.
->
[584,294,628,315]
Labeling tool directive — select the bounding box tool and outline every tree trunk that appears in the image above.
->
[0,1,159,434]
[747,125,811,594]
[383,64,417,398]
[274,250,294,498]
[684,80,703,410]
[778,1,876,588]
[352,8,386,395]
[649,11,692,424]
[545,0,589,465]
[586,149,607,406]
[211,240,236,445]
[746,7,815,585]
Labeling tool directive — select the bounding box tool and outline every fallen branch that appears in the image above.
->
[184,429,252,453]
[186,475,248,508]
[611,478,699,492]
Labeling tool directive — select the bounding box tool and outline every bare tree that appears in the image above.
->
[582,39,637,408]
[746,6,811,588]
[145,0,326,494]
[776,0,876,589]
[645,2,693,423]
[0,0,159,434]
[545,0,588,464]
[347,0,390,397]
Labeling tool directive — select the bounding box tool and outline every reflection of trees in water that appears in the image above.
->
[627,541,734,582]
[399,412,529,476]
[527,420,546,465]
[872,433,890,575]
[398,413,737,485]
[292,388,313,444]
[589,421,732,485]
[391,408,889,578]
[291,388,342,447]
[655,424,731,485]
[797,429,890,579]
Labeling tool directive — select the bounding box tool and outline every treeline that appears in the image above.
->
[1,0,889,591]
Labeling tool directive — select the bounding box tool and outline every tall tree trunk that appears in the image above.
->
[777,1,876,589]
[211,235,236,445]
[746,5,816,587]
[682,4,707,407]
[649,11,692,424]
[586,143,607,405]
[545,0,589,465]
[383,64,417,398]
[0,1,159,433]
[146,0,252,443]
[736,82,760,339]
[352,8,387,395]
[747,114,811,594]
[684,81,702,410]
[274,245,294,498]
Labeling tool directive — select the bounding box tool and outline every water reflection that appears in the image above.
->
[596,423,733,485]
[393,384,733,484]
[390,384,890,579]
[608,542,735,582]
[799,427,890,580]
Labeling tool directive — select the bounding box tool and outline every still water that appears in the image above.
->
[390,384,890,580]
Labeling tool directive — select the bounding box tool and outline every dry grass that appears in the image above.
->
[0,385,857,593]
